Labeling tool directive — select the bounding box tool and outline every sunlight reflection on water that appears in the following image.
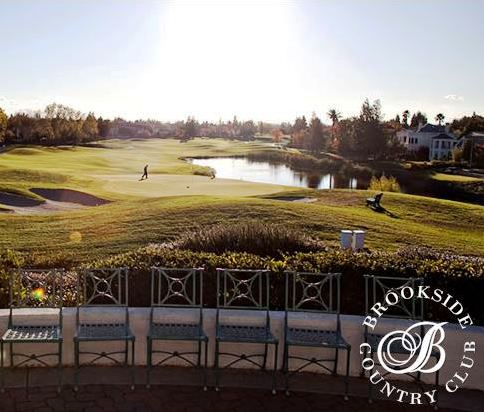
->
[191,157,357,190]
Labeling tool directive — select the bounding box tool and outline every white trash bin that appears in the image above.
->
[352,230,365,250]
[340,230,353,250]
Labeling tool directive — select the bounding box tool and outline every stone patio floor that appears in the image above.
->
[0,385,460,412]
[0,366,482,412]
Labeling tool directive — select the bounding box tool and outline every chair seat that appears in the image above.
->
[366,333,439,357]
[217,325,277,343]
[2,325,61,342]
[149,323,207,341]
[75,323,134,341]
[286,327,349,348]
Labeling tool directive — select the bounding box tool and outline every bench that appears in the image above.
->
[366,193,383,209]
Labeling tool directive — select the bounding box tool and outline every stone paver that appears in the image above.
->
[0,366,482,411]
[0,385,458,412]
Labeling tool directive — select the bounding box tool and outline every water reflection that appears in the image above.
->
[190,157,358,190]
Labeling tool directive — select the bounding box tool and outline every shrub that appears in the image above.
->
[2,246,483,325]
[84,245,484,325]
[162,222,326,258]
[247,151,340,172]
[368,175,401,192]
[246,151,373,179]
[192,167,214,177]
[0,250,23,307]
[452,147,464,163]
[0,250,78,307]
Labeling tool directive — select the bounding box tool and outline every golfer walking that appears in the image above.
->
[141,164,149,180]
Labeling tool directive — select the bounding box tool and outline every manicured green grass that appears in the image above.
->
[430,172,484,183]
[1,190,482,264]
[0,138,288,200]
[0,138,483,264]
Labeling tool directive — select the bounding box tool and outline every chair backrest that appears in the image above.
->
[216,268,270,328]
[216,268,270,310]
[9,268,64,328]
[364,274,424,339]
[150,267,203,325]
[151,267,203,308]
[364,274,423,321]
[285,271,342,331]
[76,268,129,326]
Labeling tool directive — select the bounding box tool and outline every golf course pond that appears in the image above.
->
[190,157,360,190]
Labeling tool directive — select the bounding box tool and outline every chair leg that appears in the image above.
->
[333,348,339,376]
[0,340,4,393]
[368,350,374,403]
[283,343,290,395]
[203,339,208,391]
[74,340,79,391]
[130,339,135,390]
[214,340,220,391]
[360,343,368,378]
[344,347,351,401]
[124,340,128,365]
[9,343,13,371]
[434,368,440,410]
[57,341,63,393]
[262,342,268,370]
[146,337,152,389]
[26,365,30,393]
[271,342,278,395]
[9,343,13,390]
[197,341,201,368]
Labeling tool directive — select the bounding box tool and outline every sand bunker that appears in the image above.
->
[30,188,110,206]
[272,196,318,203]
[0,188,110,214]
[9,199,87,215]
[0,191,42,207]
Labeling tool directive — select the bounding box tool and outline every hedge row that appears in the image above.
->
[2,246,483,325]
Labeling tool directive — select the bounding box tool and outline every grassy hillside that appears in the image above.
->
[0,138,482,264]
[0,190,482,264]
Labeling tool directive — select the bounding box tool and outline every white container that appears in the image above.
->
[340,230,353,249]
[352,230,365,250]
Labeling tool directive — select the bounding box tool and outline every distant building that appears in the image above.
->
[396,123,459,160]
[459,132,484,145]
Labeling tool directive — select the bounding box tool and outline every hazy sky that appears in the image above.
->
[1,0,484,123]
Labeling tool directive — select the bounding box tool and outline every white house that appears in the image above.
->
[396,123,459,160]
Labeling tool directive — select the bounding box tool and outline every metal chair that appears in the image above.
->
[215,268,278,393]
[146,267,208,389]
[0,269,64,392]
[74,268,135,390]
[283,272,351,399]
[363,275,440,405]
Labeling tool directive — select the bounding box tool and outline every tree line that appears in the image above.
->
[1,101,483,164]
[286,100,484,161]
[0,103,110,145]
[288,99,398,160]
[0,104,266,145]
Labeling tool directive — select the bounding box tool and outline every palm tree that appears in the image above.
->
[435,113,445,126]
[327,109,341,145]
[402,110,410,128]
[327,109,341,125]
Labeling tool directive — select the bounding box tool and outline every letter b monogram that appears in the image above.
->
[377,321,447,375]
